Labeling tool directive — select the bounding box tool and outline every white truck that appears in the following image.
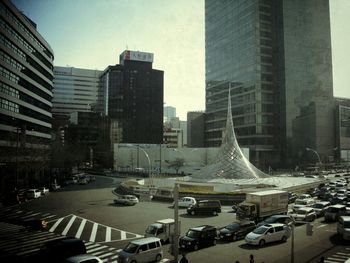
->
[145,219,175,244]
[236,190,289,222]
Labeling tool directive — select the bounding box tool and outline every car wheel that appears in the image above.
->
[194,244,199,251]
[259,239,265,246]
[281,236,287,242]
[155,254,162,262]
[213,210,218,216]
[191,211,195,216]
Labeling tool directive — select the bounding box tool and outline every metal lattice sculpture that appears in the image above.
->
[192,88,269,179]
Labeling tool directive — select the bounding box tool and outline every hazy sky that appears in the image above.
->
[12,0,350,120]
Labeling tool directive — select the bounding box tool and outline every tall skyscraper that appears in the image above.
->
[98,50,164,144]
[0,0,54,188]
[164,105,176,122]
[52,66,101,125]
[205,0,334,168]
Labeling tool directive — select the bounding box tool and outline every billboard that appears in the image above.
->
[121,50,154,63]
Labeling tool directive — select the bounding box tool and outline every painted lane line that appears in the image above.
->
[87,245,108,253]
[21,212,41,219]
[105,227,111,242]
[62,215,77,236]
[120,231,126,240]
[98,252,115,259]
[316,224,327,228]
[85,243,100,249]
[89,223,98,242]
[75,219,87,239]
[49,217,64,232]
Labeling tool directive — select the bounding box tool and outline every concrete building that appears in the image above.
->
[187,111,205,147]
[205,0,334,169]
[335,97,350,163]
[98,50,164,144]
[163,117,187,147]
[0,0,54,189]
[52,66,101,127]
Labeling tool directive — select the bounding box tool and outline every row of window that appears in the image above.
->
[0,113,51,134]
[0,97,19,113]
[0,1,53,60]
[0,33,26,60]
[0,65,20,83]
[0,49,25,71]
[0,81,19,99]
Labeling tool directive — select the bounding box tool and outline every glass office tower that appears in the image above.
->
[205,0,334,168]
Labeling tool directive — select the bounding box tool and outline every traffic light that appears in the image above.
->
[306,222,313,236]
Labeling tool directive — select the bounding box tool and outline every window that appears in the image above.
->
[138,244,148,252]
[148,242,156,250]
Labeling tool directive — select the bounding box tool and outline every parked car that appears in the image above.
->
[257,215,294,227]
[187,200,221,216]
[288,192,298,203]
[179,225,217,250]
[299,194,312,199]
[62,254,103,263]
[219,221,256,242]
[78,177,88,185]
[51,183,61,191]
[311,201,331,217]
[324,204,347,221]
[114,195,139,206]
[38,187,49,195]
[290,207,317,222]
[117,237,163,263]
[245,223,291,246]
[172,197,196,208]
[26,189,41,199]
[337,216,350,240]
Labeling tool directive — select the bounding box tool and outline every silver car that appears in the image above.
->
[114,195,139,206]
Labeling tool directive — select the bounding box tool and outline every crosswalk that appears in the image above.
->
[325,248,350,263]
[48,214,143,243]
[0,205,59,222]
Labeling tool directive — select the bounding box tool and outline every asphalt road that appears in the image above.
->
[1,175,350,263]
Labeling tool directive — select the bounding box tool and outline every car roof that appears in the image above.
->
[264,223,286,227]
[190,225,215,231]
[340,216,350,221]
[65,254,101,262]
[131,237,161,245]
[297,207,313,211]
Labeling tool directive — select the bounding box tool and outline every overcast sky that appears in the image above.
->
[12,0,350,120]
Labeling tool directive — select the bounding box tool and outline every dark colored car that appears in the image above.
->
[219,221,256,241]
[179,225,217,251]
[288,192,298,203]
[187,200,221,216]
[38,237,86,262]
[257,215,294,227]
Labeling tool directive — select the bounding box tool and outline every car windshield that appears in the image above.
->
[123,242,138,253]
[295,200,307,205]
[344,221,350,228]
[225,223,239,231]
[327,207,341,213]
[253,226,268,235]
[265,217,277,223]
[313,204,324,209]
[296,210,308,214]
[145,225,158,235]
[186,230,201,238]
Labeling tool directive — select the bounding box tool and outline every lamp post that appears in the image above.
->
[306,147,322,166]
[125,144,153,187]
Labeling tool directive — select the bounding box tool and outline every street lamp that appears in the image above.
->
[125,144,153,187]
[306,147,322,166]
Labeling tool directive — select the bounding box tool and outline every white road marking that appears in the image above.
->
[62,215,76,235]
[89,223,98,242]
[316,224,327,228]
[49,217,64,232]
[105,227,111,242]
[120,231,126,240]
[76,218,87,238]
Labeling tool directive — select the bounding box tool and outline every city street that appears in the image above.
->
[1,175,349,263]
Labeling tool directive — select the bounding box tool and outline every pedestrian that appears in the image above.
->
[319,256,325,263]
[180,253,188,263]
[249,254,255,263]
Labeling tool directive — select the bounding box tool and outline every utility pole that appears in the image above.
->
[173,183,180,262]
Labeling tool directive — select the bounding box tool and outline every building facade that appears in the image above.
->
[52,66,101,127]
[205,0,334,168]
[98,50,164,144]
[335,97,350,163]
[0,0,54,189]
[164,105,176,122]
[187,111,205,147]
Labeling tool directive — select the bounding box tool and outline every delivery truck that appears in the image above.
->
[236,190,289,222]
[145,218,175,244]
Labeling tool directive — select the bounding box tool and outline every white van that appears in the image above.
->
[337,216,350,240]
[117,237,163,263]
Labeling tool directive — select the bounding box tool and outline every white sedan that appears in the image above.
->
[62,254,103,263]
[114,195,139,206]
[172,197,196,208]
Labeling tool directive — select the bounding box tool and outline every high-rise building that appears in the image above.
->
[164,105,176,122]
[205,0,334,168]
[52,66,101,126]
[0,0,54,189]
[98,50,164,144]
[187,111,205,147]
